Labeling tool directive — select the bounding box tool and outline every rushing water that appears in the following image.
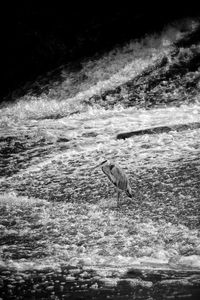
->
[0,104,200,299]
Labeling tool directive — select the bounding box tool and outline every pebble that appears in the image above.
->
[15,276,23,281]
[2,271,11,275]
[91,275,101,281]
[90,283,99,289]
[19,279,25,284]
[0,276,7,280]
[33,284,40,289]
[65,276,76,282]
[42,281,49,287]
[69,268,81,275]
[79,271,88,278]
[7,284,15,289]
[46,285,54,291]
[100,278,118,287]
[80,284,88,289]
[8,278,16,283]
[122,278,153,288]
[60,285,64,292]
[46,272,55,276]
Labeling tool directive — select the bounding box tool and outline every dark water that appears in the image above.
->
[1,265,200,300]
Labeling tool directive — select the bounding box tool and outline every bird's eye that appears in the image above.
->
[110,164,115,170]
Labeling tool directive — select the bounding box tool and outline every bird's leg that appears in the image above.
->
[117,190,120,207]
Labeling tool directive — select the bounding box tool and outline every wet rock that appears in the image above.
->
[8,278,16,284]
[0,276,7,280]
[60,285,64,292]
[42,280,50,287]
[15,275,23,281]
[90,282,99,289]
[65,276,76,282]
[158,279,192,286]
[68,268,81,276]
[100,278,118,288]
[45,285,54,291]
[119,278,153,288]
[1,270,11,275]
[92,275,102,281]
[7,284,15,289]
[79,271,89,278]
[18,279,25,284]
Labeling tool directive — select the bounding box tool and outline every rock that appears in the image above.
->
[42,281,49,287]
[119,278,153,288]
[1,270,11,275]
[7,284,15,289]
[90,282,99,289]
[60,285,64,292]
[68,268,81,276]
[45,285,54,291]
[100,278,118,288]
[15,276,23,281]
[178,255,200,268]
[65,276,76,282]
[158,279,192,287]
[79,271,89,278]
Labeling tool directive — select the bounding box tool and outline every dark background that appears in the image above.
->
[1,1,199,100]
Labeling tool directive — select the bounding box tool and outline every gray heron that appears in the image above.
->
[93,159,132,205]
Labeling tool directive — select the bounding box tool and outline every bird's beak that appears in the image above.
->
[92,160,107,170]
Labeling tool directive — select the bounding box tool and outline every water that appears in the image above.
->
[0,104,200,299]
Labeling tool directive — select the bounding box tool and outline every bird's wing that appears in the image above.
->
[111,166,128,190]
[102,164,118,187]
[102,164,127,189]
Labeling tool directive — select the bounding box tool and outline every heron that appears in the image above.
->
[93,159,132,205]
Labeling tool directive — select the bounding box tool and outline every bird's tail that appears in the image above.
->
[126,185,132,198]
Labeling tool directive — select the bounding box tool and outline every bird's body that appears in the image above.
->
[95,160,132,205]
